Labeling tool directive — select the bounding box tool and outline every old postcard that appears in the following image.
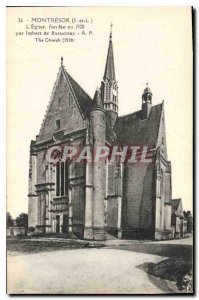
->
[6,6,193,294]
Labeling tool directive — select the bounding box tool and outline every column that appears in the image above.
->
[117,161,122,239]
[68,138,73,234]
[84,128,94,239]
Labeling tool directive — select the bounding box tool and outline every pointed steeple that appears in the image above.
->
[101,24,118,128]
[91,88,104,111]
[61,56,64,67]
[103,23,115,81]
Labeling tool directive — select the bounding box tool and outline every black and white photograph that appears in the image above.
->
[6,6,193,294]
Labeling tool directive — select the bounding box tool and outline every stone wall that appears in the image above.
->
[122,161,155,236]
[28,196,39,228]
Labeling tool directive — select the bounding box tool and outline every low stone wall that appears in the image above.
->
[7,227,27,237]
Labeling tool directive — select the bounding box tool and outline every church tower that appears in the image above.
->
[142,83,152,119]
[101,25,118,127]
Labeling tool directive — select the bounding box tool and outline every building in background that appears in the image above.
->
[171,198,187,238]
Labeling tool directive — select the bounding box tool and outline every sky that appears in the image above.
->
[7,6,193,217]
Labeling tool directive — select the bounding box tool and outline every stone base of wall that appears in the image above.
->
[84,227,94,240]
[106,227,119,237]
[92,227,106,241]
[84,227,106,241]
[121,228,155,240]
[73,225,84,239]
[26,225,176,241]
[155,229,174,241]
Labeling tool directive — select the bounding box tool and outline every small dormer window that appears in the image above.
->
[55,119,60,131]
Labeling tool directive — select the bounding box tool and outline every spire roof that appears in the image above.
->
[103,24,115,81]
[143,82,152,94]
[91,88,104,110]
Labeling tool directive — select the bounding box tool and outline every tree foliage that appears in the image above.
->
[15,213,28,228]
[6,212,14,227]
[183,210,193,233]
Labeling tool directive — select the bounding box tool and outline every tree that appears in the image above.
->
[15,213,28,228]
[6,212,14,227]
[183,210,193,233]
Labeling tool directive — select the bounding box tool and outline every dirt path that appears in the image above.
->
[7,248,167,294]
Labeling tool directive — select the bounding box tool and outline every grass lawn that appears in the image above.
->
[7,237,91,254]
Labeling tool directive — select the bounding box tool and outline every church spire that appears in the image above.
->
[101,25,118,128]
[109,22,113,40]
[103,23,115,81]
[61,56,63,67]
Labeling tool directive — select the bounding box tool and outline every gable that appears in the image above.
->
[37,67,92,143]
[66,72,92,115]
[171,199,183,216]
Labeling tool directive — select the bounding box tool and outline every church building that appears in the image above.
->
[28,28,174,240]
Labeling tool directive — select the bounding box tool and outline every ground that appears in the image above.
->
[7,235,193,294]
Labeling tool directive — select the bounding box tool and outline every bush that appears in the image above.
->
[28,227,35,233]
[178,270,193,293]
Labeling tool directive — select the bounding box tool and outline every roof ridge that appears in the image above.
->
[117,103,163,119]
[63,68,92,116]
[66,70,92,101]
[62,67,85,118]
[171,198,181,201]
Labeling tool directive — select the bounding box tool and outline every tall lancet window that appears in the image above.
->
[56,161,69,197]
[61,162,65,196]
[56,162,60,196]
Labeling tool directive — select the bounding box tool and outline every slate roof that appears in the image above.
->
[91,89,104,110]
[143,86,152,94]
[64,70,93,116]
[62,67,162,148]
[103,38,115,81]
[114,103,163,146]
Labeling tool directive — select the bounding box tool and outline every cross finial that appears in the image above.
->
[110,23,113,40]
[146,82,148,87]
[61,56,63,66]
